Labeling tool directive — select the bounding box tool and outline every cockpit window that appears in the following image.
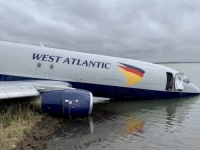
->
[183,79,190,84]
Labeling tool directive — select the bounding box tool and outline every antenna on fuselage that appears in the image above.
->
[40,42,44,48]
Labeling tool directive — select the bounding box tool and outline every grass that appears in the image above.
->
[0,99,44,150]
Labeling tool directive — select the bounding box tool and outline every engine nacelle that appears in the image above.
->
[30,89,93,117]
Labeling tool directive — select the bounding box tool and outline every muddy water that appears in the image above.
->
[47,63,200,150]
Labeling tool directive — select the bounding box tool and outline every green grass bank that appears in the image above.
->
[0,99,43,150]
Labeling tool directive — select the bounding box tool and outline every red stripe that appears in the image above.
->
[119,66,144,77]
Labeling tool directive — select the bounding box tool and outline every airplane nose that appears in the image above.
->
[191,83,200,94]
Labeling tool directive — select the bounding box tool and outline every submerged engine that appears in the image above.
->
[30,89,93,117]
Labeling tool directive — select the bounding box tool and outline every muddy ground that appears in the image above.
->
[14,116,63,150]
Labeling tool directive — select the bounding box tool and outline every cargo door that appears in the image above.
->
[175,73,184,91]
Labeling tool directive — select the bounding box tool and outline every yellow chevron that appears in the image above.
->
[118,68,142,86]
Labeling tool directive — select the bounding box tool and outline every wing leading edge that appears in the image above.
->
[0,80,73,100]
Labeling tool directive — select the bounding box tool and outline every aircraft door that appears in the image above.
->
[175,73,184,91]
[166,72,173,90]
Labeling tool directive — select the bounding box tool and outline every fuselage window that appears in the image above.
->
[37,63,41,68]
[183,79,190,84]
[166,72,173,90]
[50,64,54,69]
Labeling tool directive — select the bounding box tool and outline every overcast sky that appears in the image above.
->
[0,0,200,62]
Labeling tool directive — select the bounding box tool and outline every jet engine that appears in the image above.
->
[30,89,93,117]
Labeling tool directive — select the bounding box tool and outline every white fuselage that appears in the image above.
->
[0,41,199,99]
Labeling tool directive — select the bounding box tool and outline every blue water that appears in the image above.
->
[47,63,200,150]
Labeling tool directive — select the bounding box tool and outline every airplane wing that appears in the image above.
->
[0,80,93,117]
[0,80,73,100]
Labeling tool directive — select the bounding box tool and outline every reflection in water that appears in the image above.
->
[123,117,144,135]
[53,116,93,140]
[166,102,176,125]
[165,98,192,128]
[47,96,200,150]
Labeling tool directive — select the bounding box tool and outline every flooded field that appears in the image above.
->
[46,63,200,150]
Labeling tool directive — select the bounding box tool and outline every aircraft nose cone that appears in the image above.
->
[192,83,200,94]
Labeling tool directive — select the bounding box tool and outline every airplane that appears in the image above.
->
[0,41,199,117]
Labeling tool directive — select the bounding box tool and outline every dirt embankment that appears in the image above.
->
[0,99,63,150]
[14,116,63,150]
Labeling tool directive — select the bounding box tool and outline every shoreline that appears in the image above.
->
[0,100,63,150]
[15,116,63,150]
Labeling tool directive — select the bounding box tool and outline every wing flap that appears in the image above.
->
[0,85,39,99]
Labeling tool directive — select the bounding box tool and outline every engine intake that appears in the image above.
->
[30,89,93,117]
